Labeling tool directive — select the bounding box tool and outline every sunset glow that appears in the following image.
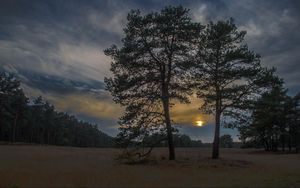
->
[196,120,204,127]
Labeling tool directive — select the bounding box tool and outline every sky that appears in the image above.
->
[0,0,299,142]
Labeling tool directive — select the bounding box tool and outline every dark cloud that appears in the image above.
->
[0,0,299,139]
[18,70,105,95]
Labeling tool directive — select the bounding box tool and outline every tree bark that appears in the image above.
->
[265,140,270,151]
[296,131,299,153]
[288,126,292,152]
[212,46,221,159]
[0,111,3,140]
[161,55,175,160]
[30,129,33,143]
[281,134,285,152]
[212,100,221,159]
[12,111,18,143]
[47,130,50,145]
[162,96,175,160]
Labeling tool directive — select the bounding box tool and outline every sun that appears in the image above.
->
[196,120,204,127]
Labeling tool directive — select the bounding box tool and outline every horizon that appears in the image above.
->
[1,0,300,142]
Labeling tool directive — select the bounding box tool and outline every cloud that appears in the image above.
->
[58,43,112,81]
[87,8,127,37]
[23,89,124,136]
[0,27,112,82]
[49,92,123,120]
[191,4,208,23]
[171,96,214,126]
[48,92,123,136]
[239,21,262,37]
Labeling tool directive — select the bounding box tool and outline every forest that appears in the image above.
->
[0,72,208,148]
[0,72,114,147]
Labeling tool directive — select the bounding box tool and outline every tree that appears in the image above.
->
[10,89,28,142]
[0,72,28,142]
[173,134,192,147]
[254,82,287,151]
[220,134,233,148]
[239,83,300,152]
[105,6,203,160]
[192,19,274,159]
[0,72,21,139]
[285,92,300,153]
[0,72,114,147]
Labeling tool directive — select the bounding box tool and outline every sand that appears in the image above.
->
[0,145,299,187]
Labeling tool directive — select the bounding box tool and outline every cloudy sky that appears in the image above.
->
[1,0,299,142]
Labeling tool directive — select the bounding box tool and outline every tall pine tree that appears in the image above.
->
[192,19,275,159]
[105,6,203,160]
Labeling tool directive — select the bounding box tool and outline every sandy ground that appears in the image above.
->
[0,145,299,187]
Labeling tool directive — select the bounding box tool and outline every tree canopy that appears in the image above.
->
[239,81,300,152]
[220,134,234,148]
[0,72,114,147]
[105,6,203,160]
[191,19,276,158]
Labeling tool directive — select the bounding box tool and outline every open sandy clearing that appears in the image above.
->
[0,145,299,187]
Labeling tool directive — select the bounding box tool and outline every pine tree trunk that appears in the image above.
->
[47,130,50,145]
[266,140,270,151]
[212,49,221,159]
[161,59,175,160]
[282,135,285,152]
[288,127,292,152]
[12,111,18,143]
[162,96,175,160]
[296,132,299,153]
[53,130,57,145]
[212,102,221,159]
[0,111,2,140]
[30,130,33,143]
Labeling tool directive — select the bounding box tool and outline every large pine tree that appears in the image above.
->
[105,6,203,160]
[192,19,275,159]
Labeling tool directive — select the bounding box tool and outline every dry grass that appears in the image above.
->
[0,145,299,187]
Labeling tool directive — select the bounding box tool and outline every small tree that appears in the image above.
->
[291,93,300,153]
[0,72,28,142]
[220,134,233,148]
[240,83,300,152]
[285,92,300,153]
[192,19,274,159]
[105,6,203,160]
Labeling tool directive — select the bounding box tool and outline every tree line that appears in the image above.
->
[0,72,205,148]
[238,81,300,152]
[0,72,114,147]
[105,5,299,161]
